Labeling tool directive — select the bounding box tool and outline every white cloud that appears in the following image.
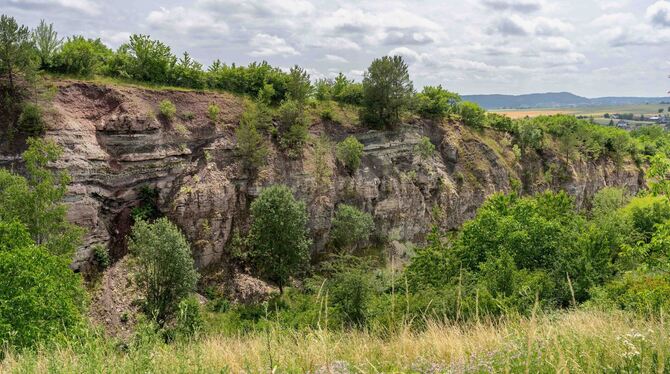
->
[8,0,100,15]
[147,7,229,35]
[647,1,670,27]
[481,0,543,13]
[200,0,315,17]
[249,33,299,57]
[324,54,348,63]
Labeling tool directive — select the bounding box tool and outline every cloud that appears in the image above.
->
[199,0,315,17]
[7,0,101,15]
[493,16,530,35]
[490,15,573,36]
[249,33,299,56]
[481,0,542,13]
[311,37,361,51]
[388,46,429,63]
[324,54,348,63]
[146,7,229,36]
[647,1,670,27]
[99,30,131,47]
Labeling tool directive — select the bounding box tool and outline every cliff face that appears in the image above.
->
[8,82,643,271]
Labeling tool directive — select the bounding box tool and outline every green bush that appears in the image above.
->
[278,99,308,157]
[326,256,375,327]
[248,185,310,293]
[129,217,198,326]
[590,271,670,315]
[0,221,85,350]
[457,101,486,128]
[18,103,44,134]
[486,113,515,132]
[207,61,289,104]
[336,136,364,172]
[414,136,436,160]
[92,244,111,269]
[235,101,268,170]
[174,296,203,338]
[207,103,220,123]
[52,36,111,76]
[415,85,460,120]
[330,204,374,251]
[159,99,176,121]
[111,34,176,84]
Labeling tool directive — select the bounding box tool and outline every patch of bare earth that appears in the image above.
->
[89,257,141,340]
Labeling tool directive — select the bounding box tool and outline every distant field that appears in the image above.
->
[493,104,669,119]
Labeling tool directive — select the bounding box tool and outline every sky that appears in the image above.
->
[2,0,670,97]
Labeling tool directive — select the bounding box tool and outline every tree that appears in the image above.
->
[0,138,83,258]
[415,85,460,120]
[457,101,486,128]
[32,19,61,68]
[330,204,374,251]
[326,255,375,327]
[286,65,311,103]
[54,36,111,76]
[278,99,308,157]
[235,101,268,170]
[0,15,34,95]
[0,221,86,350]
[248,185,310,293]
[113,34,176,83]
[129,217,198,325]
[336,135,365,172]
[360,56,414,128]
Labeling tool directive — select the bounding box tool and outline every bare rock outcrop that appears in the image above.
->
[1,82,644,272]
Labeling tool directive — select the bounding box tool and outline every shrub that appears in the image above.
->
[332,73,363,106]
[0,221,85,350]
[207,60,289,104]
[278,99,308,157]
[174,296,203,338]
[248,185,310,293]
[207,103,220,123]
[414,136,436,160]
[18,102,44,134]
[336,136,364,172]
[235,102,268,170]
[361,56,414,128]
[111,34,176,84]
[415,85,460,120]
[312,136,333,191]
[486,113,515,132]
[286,65,311,103]
[457,101,486,128]
[53,36,111,76]
[327,256,375,327]
[590,271,670,315]
[330,204,375,251]
[92,244,111,269]
[129,217,198,326]
[159,99,176,120]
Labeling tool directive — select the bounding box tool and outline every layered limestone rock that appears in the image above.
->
[3,82,644,271]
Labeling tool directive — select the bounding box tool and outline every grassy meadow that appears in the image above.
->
[1,310,668,373]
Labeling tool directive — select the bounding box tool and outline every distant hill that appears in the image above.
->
[462,92,669,109]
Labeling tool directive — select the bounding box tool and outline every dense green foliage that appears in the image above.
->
[53,36,111,76]
[235,101,268,170]
[17,102,44,134]
[248,185,310,293]
[0,138,83,257]
[129,218,198,326]
[277,99,309,157]
[335,135,364,172]
[0,140,85,350]
[159,99,176,120]
[415,85,460,120]
[414,136,436,160]
[360,56,414,128]
[456,101,486,128]
[0,15,35,94]
[0,229,85,350]
[32,20,60,69]
[329,204,375,251]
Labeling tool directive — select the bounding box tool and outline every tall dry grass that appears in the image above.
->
[2,310,668,373]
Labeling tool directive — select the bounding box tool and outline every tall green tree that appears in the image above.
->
[0,15,34,94]
[32,19,61,68]
[248,185,310,293]
[0,138,83,258]
[129,217,198,326]
[360,56,414,128]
